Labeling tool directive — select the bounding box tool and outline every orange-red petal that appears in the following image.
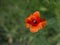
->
[27,14,33,20]
[26,23,30,28]
[38,23,43,30]
[25,14,32,24]
[33,11,40,18]
[30,25,40,33]
[40,18,46,28]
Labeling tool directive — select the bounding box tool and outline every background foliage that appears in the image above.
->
[0,0,60,45]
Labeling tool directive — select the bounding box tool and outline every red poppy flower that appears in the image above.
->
[25,11,46,33]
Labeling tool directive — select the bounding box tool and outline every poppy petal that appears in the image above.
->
[27,14,33,20]
[30,25,40,33]
[40,18,46,28]
[33,11,40,17]
[25,14,32,24]
[38,23,43,30]
[26,23,30,28]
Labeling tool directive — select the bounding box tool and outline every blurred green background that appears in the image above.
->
[0,0,60,45]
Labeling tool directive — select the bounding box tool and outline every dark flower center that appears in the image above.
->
[31,19,38,26]
[33,20,37,24]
